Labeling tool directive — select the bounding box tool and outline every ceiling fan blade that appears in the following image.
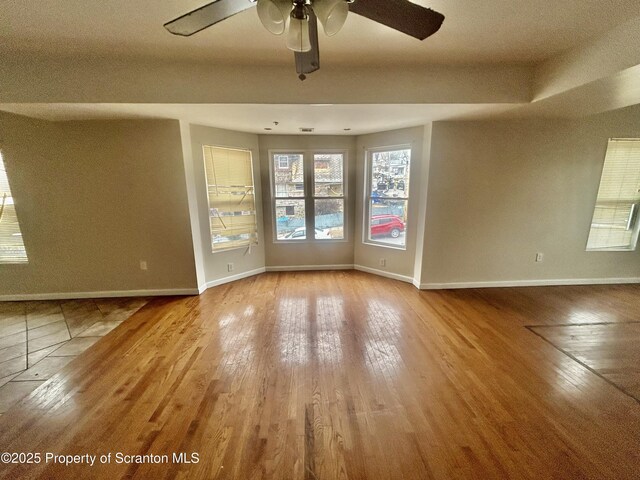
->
[295,11,320,79]
[349,0,444,40]
[164,0,256,37]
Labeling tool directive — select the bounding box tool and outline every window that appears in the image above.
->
[272,151,346,241]
[586,139,640,251]
[273,153,306,240]
[0,151,27,263]
[278,157,289,169]
[203,146,258,252]
[314,154,345,240]
[364,147,411,249]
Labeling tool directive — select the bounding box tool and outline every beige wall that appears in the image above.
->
[258,135,356,268]
[3,105,639,297]
[354,126,425,280]
[412,124,433,286]
[422,105,640,286]
[189,125,266,284]
[0,113,198,296]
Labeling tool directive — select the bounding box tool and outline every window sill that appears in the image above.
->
[586,247,637,252]
[273,240,349,244]
[362,240,407,251]
[211,242,258,254]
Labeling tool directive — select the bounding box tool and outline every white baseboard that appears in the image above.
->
[419,277,640,290]
[205,267,266,289]
[0,288,201,301]
[265,264,354,272]
[353,264,414,284]
[4,272,635,301]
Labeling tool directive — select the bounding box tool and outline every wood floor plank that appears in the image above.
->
[0,272,638,479]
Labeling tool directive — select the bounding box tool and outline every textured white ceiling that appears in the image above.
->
[3,1,639,132]
[1,1,640,65]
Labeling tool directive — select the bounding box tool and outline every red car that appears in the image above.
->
[370,214,405,238]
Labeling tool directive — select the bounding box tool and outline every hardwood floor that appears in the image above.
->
[0,272,638,479]
[530,322,640,402]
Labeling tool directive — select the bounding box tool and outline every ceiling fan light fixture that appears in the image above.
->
[256,0,292,35]
[286,4,312,52]
[313,0,349,36]
[164,0,445,79]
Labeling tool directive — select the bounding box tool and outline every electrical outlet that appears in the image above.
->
[535,253,544,263]
[379,258,386,267]
[227,263,234,272]
[139,260,148,271]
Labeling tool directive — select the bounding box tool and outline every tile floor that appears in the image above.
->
[0,297,149,415]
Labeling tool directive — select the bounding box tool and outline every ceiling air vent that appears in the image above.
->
[299,127,315,133]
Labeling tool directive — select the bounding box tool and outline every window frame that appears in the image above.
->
[270,149,348,244]
[0,148,28,264]
[312,151,347,242]
[362,145,411,251]
[586,138,640,252]
[202,144,259,254]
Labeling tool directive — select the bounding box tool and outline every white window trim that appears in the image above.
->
[312,150,348,243]
[0,148,28,264]
[203,144,259,254]
[270,149,348,244]
[270,150,306,244]
[586,138,640,252]
[362,145,411,251]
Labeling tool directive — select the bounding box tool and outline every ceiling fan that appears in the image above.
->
[164,0,445,80]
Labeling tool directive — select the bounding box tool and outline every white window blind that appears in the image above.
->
[0,151,28,263]
[203,146,258,252]
[586,139,640,251]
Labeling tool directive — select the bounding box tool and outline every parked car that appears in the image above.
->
[370,214,405,238]
[283,227,331,240]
